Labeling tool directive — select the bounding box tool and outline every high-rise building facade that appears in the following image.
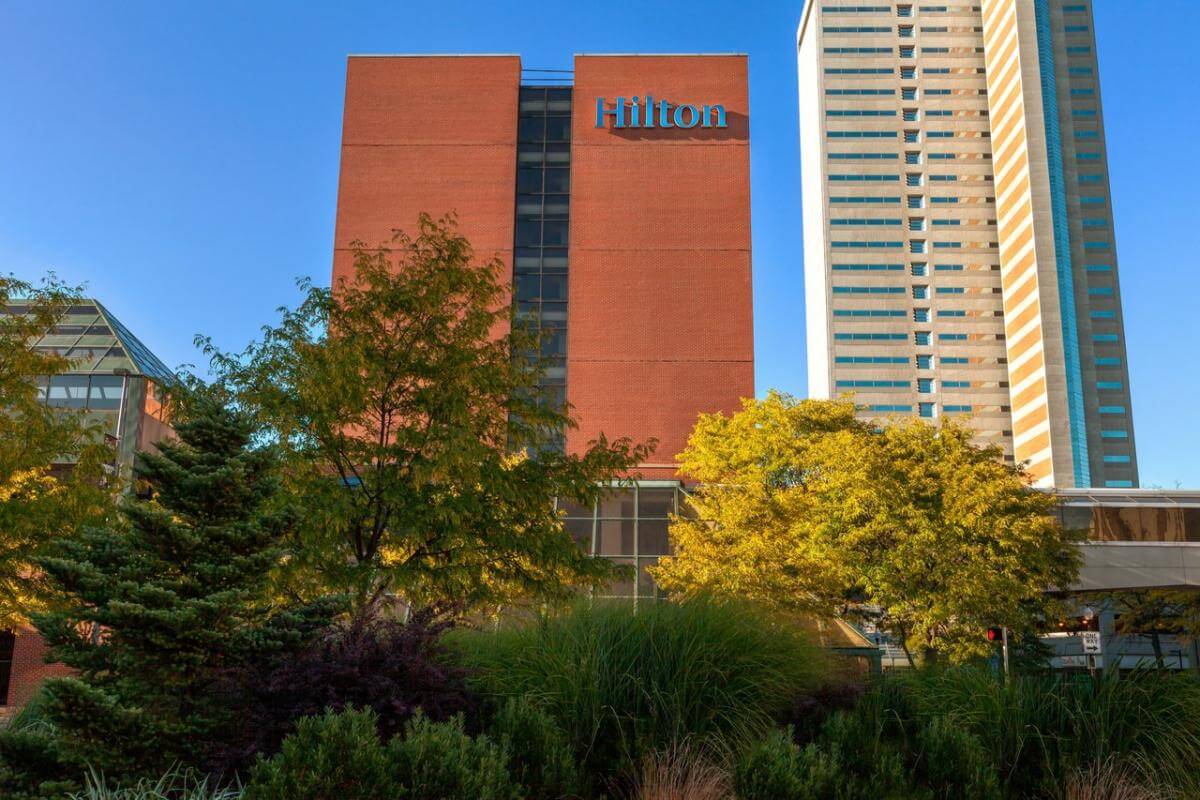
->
[798,0,1137,488]
[331,54,754,599]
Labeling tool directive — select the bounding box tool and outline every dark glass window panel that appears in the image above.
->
[1186,509,1200,543]
[546,116,571,142]
[604,558,636,597]
[85,326,112,335]
[545,143,571,164]
[638,520,672,556]
[514,248,541,270]
[0,631,14,705]
[563,517,593,552]
[515,220,542,246]
[558,497,594,518]
[515,195,542,217]
[519,96,547,113]
[517,168,543,193]
[541,329,567,358]
[542,249,568,270]
[1059,506,1093,536]
[46,375,89,408]
[539,302,567,322]
[598,520,635,555]
[599,491,636,519]
[542,195,570,218]
[4,305,29,315]
[67,305,98,315]
[542,274,568,301]
[547,87,572,103]
[518,117,546,142]
[542,220,569,246]
[638,488,675,518]
[542,385,566,411]
[515,275,540,301]
[544,168,570,193]
[638,558,661,597]
[88,375,124,410]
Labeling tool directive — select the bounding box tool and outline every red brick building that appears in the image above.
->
[332,54,754,481]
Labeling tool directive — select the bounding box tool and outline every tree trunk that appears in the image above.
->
[1151,632,1165,670]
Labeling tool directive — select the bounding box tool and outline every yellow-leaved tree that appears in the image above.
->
[0,274,116,629]
[653,392,1082,663]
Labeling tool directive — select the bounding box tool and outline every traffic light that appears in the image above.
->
[986,627,1004,642]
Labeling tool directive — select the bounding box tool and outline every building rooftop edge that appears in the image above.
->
[346,53,522,58]
[574,52,748,57]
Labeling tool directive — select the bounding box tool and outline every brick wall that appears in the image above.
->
[2,626,72,714]
[568,55,755,478]
[332,55,520,290]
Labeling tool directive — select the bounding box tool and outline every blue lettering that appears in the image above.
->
[595,96,627,128]
[702,104,727,128]
[673,104,700,129]
[594,96,728,129]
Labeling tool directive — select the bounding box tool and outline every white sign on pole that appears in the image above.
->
[1081,631,1102,654]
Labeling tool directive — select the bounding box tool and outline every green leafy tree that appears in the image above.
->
[198,213,651,611]
[0,396,339,794]
[654,393,1081,663]
[0,274,114,629]
[1100,590,1200,669]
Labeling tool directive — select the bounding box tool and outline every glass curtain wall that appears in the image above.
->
[513,86,572,450]
[557,482,686,601]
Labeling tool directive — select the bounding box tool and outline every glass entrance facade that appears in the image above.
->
[557,481,687,601]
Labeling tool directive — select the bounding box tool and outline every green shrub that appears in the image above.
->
[735,723,921,800]
[733,728,807,800]
[913,717,1001,800]
[390,713,519,800]
[487,697,581,799]
[243,708,395,800]
[450,597,827,782]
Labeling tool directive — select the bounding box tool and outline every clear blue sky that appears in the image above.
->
[1,2,1197,487]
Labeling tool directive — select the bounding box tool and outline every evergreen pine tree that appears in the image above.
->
[0,396,339,794]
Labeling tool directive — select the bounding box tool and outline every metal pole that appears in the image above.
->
[1001,626,1010,678]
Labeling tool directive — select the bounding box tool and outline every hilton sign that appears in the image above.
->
[595,96,728,129]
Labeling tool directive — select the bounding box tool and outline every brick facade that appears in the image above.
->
[332,55,520,290]
[568,55,753,476]
[1,626,72,717]
[333,53,754,480]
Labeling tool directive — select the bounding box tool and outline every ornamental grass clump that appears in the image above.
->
[900,666,1200,797]
[450,596,828,785]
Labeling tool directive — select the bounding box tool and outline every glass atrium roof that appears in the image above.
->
[14,299,175,384]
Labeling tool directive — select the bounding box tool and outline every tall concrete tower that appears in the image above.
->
[798,0,1137,488]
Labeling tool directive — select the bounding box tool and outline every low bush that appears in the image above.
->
[487,697,582,799]
[913,716,1001,800]
[242,708,395,800]
[219,610,477,775]
[390,713,519,800]
[450,597,827,784]
[734,725,919,800]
